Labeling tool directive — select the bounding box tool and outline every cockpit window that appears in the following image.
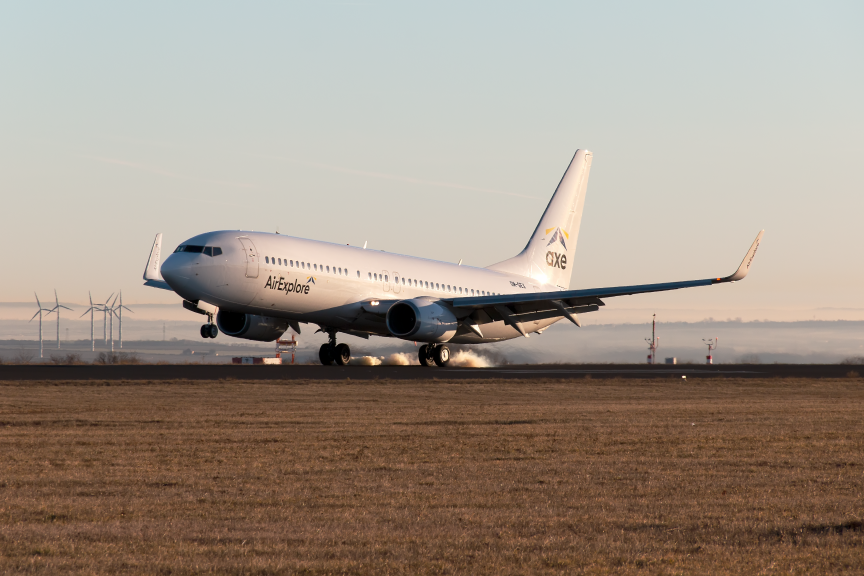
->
[174,245,222,256]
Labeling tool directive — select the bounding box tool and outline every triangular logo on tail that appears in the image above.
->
[545,227,569,251]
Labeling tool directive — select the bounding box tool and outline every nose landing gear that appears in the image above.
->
[200,314,218,339]
[418,344,450,367]
[318,331,350,365]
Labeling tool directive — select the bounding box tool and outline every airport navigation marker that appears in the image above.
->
[29,293,52,359]
[645,313,659,365]
[703,337,719,364]
[45,289,73,350]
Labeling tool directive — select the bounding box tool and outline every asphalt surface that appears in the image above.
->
[0,364,858,381]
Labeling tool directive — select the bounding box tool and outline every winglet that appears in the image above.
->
[144,233,164,281]
[724,230,764,282]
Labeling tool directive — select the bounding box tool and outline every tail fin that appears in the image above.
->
[487,149,593,288]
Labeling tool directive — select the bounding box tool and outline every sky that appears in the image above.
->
[1,1,862,323]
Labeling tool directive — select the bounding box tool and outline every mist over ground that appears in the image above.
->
[3,315,862,365]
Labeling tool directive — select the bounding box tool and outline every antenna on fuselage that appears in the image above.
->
[363,241,367,249]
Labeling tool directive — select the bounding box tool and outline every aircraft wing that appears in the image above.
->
[441,230,764,336]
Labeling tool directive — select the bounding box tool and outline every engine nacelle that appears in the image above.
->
[216,311,289,342]
[386,298,458,343]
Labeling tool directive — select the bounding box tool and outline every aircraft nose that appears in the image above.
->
[160,254,190,288]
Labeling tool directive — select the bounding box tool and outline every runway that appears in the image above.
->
[0,363,856,381]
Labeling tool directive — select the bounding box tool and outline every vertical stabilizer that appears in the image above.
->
[487,149,592,288]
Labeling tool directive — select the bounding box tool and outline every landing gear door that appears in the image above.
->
[238,237,259,278]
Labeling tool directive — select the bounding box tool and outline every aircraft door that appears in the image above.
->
[381,270,390,292]
[393,272,401,294]
[238,237,259,278]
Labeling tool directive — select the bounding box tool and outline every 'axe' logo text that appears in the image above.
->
[546,251,567,270]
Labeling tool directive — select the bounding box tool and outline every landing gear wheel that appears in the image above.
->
[207,324,218,338]
[200,325,209,339]
[319,344,334,365]
[418,344,435,367]
[334,343,350,366]
[433,345,450,367]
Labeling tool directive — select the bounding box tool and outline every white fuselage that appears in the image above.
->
[160,231,564,343]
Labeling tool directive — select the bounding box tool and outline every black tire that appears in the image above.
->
[334,343,350,366]
[200,325,209,339]
[433,345,450,367]
[208,324,218,338]
[418,344,435,367]
[319,344,334,365]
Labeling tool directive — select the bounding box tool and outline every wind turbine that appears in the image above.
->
[113,290,133,349]
[45,289,73,350]
[29,293,52,359]
[79,292,104,351]
[100,293,114,345]
[107,294,119,352]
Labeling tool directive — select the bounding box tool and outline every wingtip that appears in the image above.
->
[726,230,764,282]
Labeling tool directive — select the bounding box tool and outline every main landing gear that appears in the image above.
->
[319,332,350,366]
[419,344,450,367]
[200,315,218,339]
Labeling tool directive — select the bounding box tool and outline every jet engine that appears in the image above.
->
[216,311,289,342]
[386,298,458,342]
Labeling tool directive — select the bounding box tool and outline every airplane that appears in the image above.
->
[142,149,763,367]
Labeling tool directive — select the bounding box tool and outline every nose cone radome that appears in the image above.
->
[160,253,190,290]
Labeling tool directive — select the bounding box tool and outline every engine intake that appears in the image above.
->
[386,298,458,343]
[216,311,289,342]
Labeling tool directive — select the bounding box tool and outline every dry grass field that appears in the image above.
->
[0,378,862,575]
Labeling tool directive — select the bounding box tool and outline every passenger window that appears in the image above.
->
[436,283,439,290]
[459,287,462,294]
[385,275,389,282]
[326,266,330,273]
[314,264,317,271]
[265,256,270,264]
[338,267,342,274]
[213,247,222,256]
[277,258,281,265]
[301,262,305,269]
